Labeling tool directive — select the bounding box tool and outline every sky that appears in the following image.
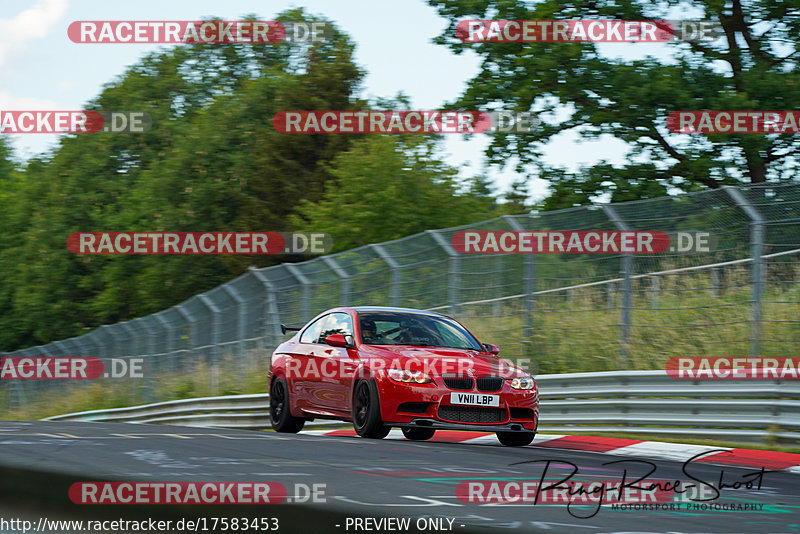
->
[0,0,651,202]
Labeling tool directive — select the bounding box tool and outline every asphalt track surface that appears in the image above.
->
[0,421,798,534]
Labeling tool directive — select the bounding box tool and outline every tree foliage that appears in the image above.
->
[0,10,367,349]
[291,136,499,251]
[428,0,800,205]
[0,11,503,351]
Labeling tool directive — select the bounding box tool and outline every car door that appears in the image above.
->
[290,314,328,411]
[310,312,356,411]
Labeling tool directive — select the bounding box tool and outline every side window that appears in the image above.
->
[300,315,327,344]
[318,312,354,343]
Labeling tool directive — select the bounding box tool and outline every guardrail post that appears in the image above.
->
[284,264,312,323]
[322,256,351,306]
[724,186,766,357]
[602,205,633,369]
[427,230,460,317]
[248,267,284,350]
[371,244,401,306]
[223,284,248,380]
[504,216,536,344]
[198,294,222,396]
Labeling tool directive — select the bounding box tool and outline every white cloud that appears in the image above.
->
[0,91,58,110]
[0,0,68,67]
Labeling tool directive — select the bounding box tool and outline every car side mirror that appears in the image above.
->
[483,343,500,355]
[325,334,349,348]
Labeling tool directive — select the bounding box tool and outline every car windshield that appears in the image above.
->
[357,311,483,350]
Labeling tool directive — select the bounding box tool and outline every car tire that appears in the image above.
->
[401,427,436,441]
[353,380,390,439]
[270,378,305,433]
[496,431,535,447]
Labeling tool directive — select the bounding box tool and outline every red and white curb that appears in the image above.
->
[305,429,800,473]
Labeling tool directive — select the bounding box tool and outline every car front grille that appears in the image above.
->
[438,405,505,423]
[442,374,474,390]
[475,376,504,392]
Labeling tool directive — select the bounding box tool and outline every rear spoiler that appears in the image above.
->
[280,324,302,335]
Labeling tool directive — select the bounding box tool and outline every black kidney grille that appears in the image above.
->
[475,376,504,392]
[442,374,474,390]
[438,405,505,423]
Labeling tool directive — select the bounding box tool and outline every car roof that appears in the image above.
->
[352,306,448,318]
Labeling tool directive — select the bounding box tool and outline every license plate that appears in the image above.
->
[450,392,499,407]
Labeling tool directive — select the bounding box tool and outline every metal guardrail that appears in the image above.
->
[43,393,341,429]
[43,371,800,443]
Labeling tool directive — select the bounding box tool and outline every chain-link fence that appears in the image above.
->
[2,183,799,417]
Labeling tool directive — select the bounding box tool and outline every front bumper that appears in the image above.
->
[376,376,539,432]
[395,419,535,433]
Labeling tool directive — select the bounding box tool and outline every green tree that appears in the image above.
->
[291,136,498,251]
[0,10,365,349]
[429,0,800,206]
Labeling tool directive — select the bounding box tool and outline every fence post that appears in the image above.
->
[117,322,137,400]
[85,331,103,359]
[504,215,536,343]
[175,304,198,378]
[98,325,116,363]
[133,317,157,402]
[100,324,120,360]
[371,244,401,307]
[285,264,312,323]
[650,276,660,309]
[427,230,460,317]
[723,186,766,357]
[248,267,283,350]
[223,284,247,380]
[711,268,720,297]
[52,340,69,357]
[602,204,633,369]
[154,314,177,374]
[322,256,351,306]
[198,294,221,396]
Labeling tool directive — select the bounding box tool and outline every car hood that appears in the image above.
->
[361,345,528,378]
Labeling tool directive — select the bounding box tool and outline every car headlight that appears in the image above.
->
[510,376,535,390]
[387,369,432,384]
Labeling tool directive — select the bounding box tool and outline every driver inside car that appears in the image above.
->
[360,319,382,344]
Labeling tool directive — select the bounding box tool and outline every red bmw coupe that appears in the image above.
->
[268,306,538,446]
